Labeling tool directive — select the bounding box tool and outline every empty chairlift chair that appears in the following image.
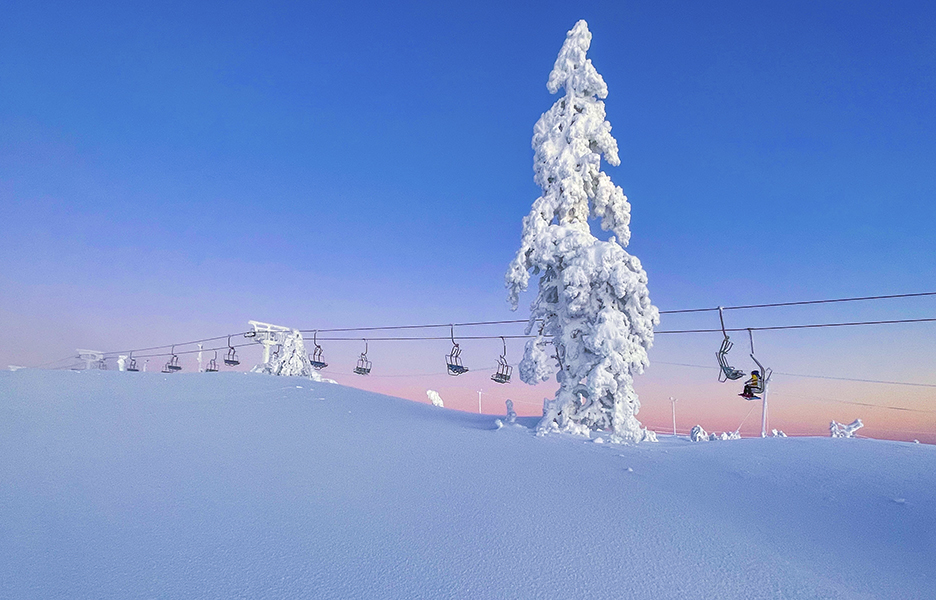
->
[126,353,140,372]
[491,336,511,384]
[715,307,745,382]
[224,336,240,366]
[309,332,328,370]
[164,345,183,372]
[445,325,469,376]
[206,351,219,372]
[353,339,372,375]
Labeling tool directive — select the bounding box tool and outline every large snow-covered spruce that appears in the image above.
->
[506,20,659,443]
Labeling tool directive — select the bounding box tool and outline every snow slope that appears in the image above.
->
[1,370,933,599]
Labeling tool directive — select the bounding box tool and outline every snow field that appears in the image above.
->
[1,369,933,599]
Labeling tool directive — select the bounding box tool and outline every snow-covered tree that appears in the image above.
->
[254,329,330,382]
[830,419,863,438]
[427,390,445,408]
[505,399,517,424]
[506,20,659,444]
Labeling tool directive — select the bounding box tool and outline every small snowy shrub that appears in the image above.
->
[690,425,708,442]
[771,429,787,438]
[830,419,863,438]
[427,390,444,408]
[691,425,740,442]
[505,399,517,424]
[506,20,659,444]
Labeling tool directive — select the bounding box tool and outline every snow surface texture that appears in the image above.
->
[427,389,444,408]
[831,418,864,438]
[1,370,933,599]
[505,20,659,444]
[252,329,330,382]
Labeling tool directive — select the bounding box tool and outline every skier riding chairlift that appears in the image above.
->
[739,329,771,400]
[740,370,763,400]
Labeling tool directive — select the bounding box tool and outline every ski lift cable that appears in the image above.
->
[769,391,936,414]
[129,341,255,360]
[83,316,935,363]
[103,331,254,357]
[658,291,936,315]
[90,290,935,359]
[655,316,936,334]
[654,360,936,389]
[295,290,936,333]
[296,317,936,343]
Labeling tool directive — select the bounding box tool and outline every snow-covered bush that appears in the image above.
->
[772,429,787,438]
[427,390,444,408]
[830,419,863,438]
[504,399,517,424]
[690,425,740,442]
[506,20,659,444]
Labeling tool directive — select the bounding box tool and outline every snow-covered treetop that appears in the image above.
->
[507,19,633,310]
[546,20,609,99]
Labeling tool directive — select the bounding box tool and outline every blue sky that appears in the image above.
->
[2,1,934,436]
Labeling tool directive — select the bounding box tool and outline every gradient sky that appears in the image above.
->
[2,1,934,441]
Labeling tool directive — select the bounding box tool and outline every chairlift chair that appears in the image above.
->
[126,353,140,372]
[224,336,240,366]
[446,325,469,376]
[740,329,772,400]
[309,331,327,370]
[206,351,219,372]
[166,345,182,372]
[353,339,372,375]
[491,336,512,384]
[715,306,746,382]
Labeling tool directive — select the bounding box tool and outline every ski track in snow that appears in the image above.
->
[1,370,933,599]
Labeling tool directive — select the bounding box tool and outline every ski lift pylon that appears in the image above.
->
[224,335,240,366]
[446,325,468,376]
[353,339,372,375]
[491,336,511,384]
[715,306,746,382]
[206,350,219,372]
[309,331,328,370]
